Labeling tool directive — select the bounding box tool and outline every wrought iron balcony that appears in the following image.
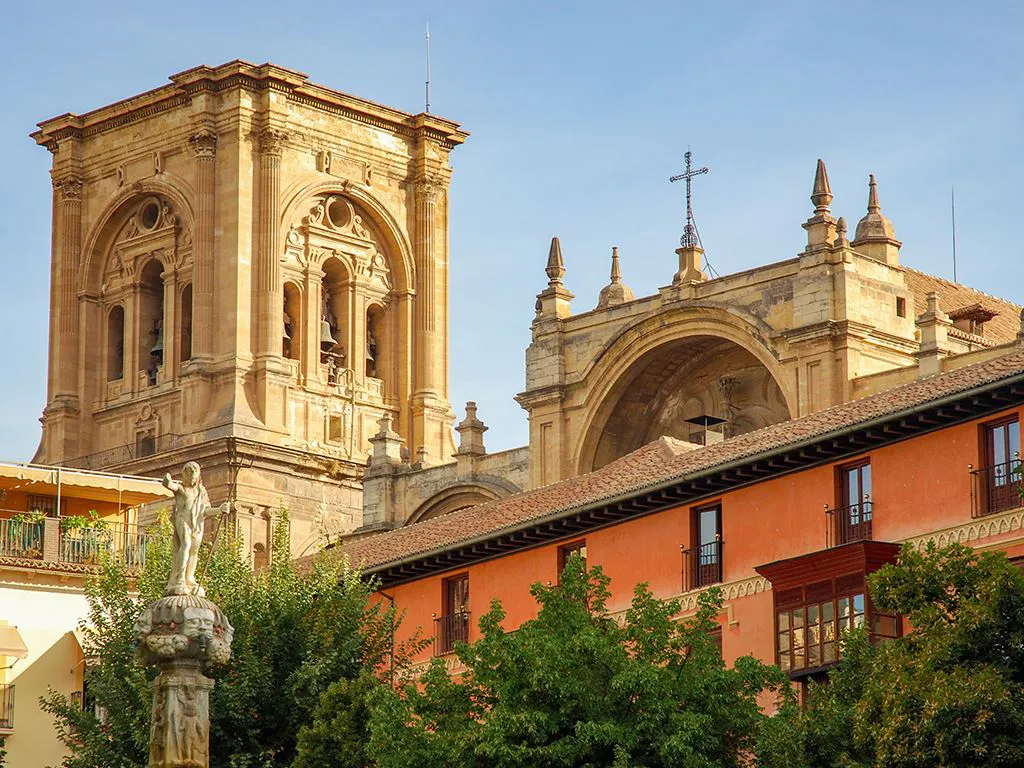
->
[0,515,44,559]
[433,611,470,657]
[825,501,873,548]
[970,457,1023,517]
[0,683,14,730]
[59,522,151,568]
[681,539,724,592]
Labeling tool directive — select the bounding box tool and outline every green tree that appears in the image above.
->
[367,556,787,768]
[292,671,381,768]
[41,515,411,768]
[756,542,1024,768]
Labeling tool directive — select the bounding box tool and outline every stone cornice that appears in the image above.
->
[33,61,469,151]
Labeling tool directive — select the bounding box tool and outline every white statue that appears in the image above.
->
[162,462,226,596]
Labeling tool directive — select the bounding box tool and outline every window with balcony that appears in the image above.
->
[682,504,723,591]
[972,416,1021,517]
[558,540,587,576]
[0,683,14,730]
[434,573,470,656]
[827,460,872,546]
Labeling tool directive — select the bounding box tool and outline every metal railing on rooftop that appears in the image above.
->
[0,516,44,560]
[59,522,151,569]
[60,433,184,470]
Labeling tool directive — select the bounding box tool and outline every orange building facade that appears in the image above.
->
[336,351,1024,687]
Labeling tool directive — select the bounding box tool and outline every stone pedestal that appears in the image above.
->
[134,594,233,768]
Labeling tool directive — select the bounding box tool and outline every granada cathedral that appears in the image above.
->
[31,61,1022,560]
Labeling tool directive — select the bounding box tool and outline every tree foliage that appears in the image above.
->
[41,514,410,768]
[756,542,1024,768]
[367,556,786,768]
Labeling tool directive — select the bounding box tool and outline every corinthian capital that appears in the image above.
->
[413,174,443,203]
[55,175,84,201]
[258,127,289,157]
[188,129,218,159]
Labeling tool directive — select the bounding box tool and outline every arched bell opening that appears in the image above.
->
[283,282,303,364]
[137,259,165,387]
[106,305,125,382]
[320,257,351,370]
[365,303,386,382]
[179,284,193,366]
[583,335,792,471]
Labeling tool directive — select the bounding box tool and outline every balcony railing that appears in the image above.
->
[681,539,724,592]
[59,522,151,568]
[0,516,44,559]
[433,611,470,657]
[825,501,873,547]
[0,684,14,730]
[970,458,1023,518]
[61,433,183,471]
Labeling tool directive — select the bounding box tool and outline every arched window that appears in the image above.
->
[320,257,351,369]
[366,304,385,380]
[138,260,165,386]
[179,284,193,364]
[283,282,302,363]
[107,305,125,381]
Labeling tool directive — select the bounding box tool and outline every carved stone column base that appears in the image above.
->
[148,661,214,768]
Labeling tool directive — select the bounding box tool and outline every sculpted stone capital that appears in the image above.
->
[413,175,442,203]
[258,127,289,157]
[188,129,218,159]
[55,174,84,201]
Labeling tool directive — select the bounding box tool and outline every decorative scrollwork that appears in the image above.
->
[188,130,217,159]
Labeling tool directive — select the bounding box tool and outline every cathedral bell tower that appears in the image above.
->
[31,61,468,556]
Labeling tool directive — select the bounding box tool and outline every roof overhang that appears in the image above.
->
[0,463,172,506]
[364,370,1024,589]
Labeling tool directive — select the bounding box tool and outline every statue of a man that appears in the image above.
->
[162,462,224,596]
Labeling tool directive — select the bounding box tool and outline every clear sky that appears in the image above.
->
[1,1,1022,460]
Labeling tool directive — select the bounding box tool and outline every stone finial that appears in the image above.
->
[455,401,488,457]
[545,236,566,286]
[536,236,574,320]
[851,174,901,265]
[802,159,837,252]
[596,247,636,309]
[836,217,849,247]
[811,158,833,214]
[916,291,952,377]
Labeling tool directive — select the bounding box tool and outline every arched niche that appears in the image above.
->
[106,305,125,381]
[137,257,165,386]
[282,281,303,363]
[179,283,193,365]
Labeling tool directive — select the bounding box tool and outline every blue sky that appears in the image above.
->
[1,1,1022,460]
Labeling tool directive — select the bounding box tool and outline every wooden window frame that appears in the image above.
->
[687,502,723,589]
[977,414,1022,515]
[833,458,872,545]
[557,539,587,576]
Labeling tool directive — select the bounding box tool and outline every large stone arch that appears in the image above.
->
[406,477,521,526]
[79,176,196,292]
[279,177,415,296]
[575,305,797,473]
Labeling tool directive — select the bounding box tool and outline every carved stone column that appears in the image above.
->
[55,174,83,397]
[410,176,449,463]
[255,128,287,358]
[188,130,216,361]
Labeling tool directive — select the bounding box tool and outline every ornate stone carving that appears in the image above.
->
[317,148,332,173]
[162,462,227,597]
[258,127,288,156]
[56,175,84,201]
[188,130,217,159]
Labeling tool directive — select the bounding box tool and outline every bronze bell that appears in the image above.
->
[319,317,336,350]
[150,322,164,356]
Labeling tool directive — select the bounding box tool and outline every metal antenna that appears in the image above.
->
[670,150,709,248]
[951,185,957,283]
[425,23,431,114]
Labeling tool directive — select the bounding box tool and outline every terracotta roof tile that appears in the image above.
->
[328,349,1024,573]
[904,267,1021,344]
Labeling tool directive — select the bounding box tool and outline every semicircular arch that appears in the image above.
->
[279,177,415,295]
[574,305,797,474]
[406,478,520,527]
[79,175,196,291]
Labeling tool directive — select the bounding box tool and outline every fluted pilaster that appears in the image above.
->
[188,130,217,359]
[55,174,83,394]
[256,128,287,357]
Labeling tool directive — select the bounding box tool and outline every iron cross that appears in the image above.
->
[669,151,709,248]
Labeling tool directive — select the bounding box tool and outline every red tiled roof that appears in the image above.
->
[904,267,1021,344]
[327,349,1024,574]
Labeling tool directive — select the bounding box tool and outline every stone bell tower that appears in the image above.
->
[31,61,467,556]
